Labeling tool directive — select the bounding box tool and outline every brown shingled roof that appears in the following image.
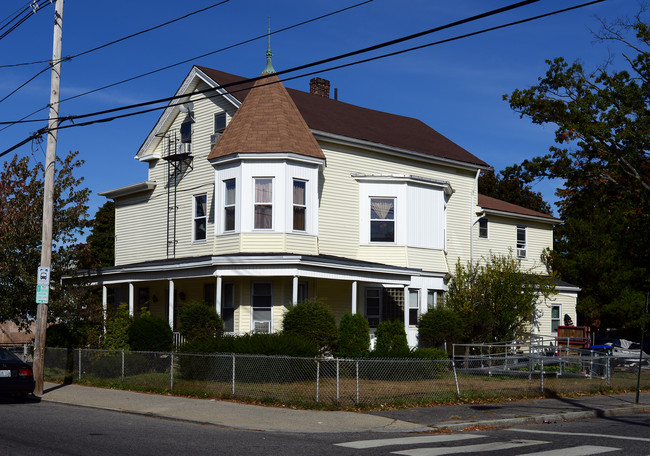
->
[207,73,325,160]
[197,66,487,167]
[478,194,559,222]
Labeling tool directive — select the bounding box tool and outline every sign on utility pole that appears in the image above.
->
[33,0,64,396]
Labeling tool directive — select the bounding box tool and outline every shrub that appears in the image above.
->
[127,314,173,352]
[178,301,224,341]
[282,298,338,351]
[336,313,370,358]
[103,303,132,350]
[409,347,449,360]
[180,332,319,357]
[46,323,84,348]
[417,307,465,349]
[372,320,409,358]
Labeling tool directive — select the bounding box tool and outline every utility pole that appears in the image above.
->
[33,0,64,396]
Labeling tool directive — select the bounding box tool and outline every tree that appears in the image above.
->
[504,14,650,331]
[445,253,557,343]
[479,169,552,214]
[0,151,90,328]
[85,201,115,268]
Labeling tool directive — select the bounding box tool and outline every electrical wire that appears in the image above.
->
[0,0,374,131]
[0,0,606,158]
[0,0,230,69]
[0,0,50,42]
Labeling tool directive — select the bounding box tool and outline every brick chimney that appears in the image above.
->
[310,77,330,98]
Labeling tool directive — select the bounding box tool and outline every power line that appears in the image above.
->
[0,0,605,157]
[0,0,51,42]
[0,0,231,68]
[0,0,374,131]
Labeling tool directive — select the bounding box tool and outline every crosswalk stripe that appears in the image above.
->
[390,439,547,455]
[506,428,650,443]
[515,445,619,455]
[335,434,486,449]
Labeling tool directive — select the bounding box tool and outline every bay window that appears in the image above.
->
[293,179,306,231]
[254,178,273,229]
[370,197,395,242]
[224,179,236,232]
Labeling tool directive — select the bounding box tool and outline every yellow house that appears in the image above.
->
[88,55,578,347]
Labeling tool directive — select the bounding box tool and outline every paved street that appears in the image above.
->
[1,400,650,455]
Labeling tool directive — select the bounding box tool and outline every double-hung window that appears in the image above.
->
[222,282,235,332]
[224,179,236,232]
[516,225,527,258]
[254,178,273,229]
[193,194,207,242]
[365,288,381,328]
[479,218,488,238]
[214,112,226,133]
[293,179,306,231]
[251,282,272,333]
[408,289,419,327]
[370,197,395,242]
[551,305,561,333]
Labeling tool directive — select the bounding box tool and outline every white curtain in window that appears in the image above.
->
[293,181,305,205]
[255,179,272,203]
[225,180,236,205]
[371,198,394,219]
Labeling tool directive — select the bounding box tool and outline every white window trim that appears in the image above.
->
[214,112,227,133]
[193,193,207,243]
[292,178,307,233]
[223,178,236,233]
[551,304,561,333]
[253,177,274,231]
[408,288,420,327]
[251,281,273,333]
[365,287,382,328]
[478,218,488,239]
[369,196,396,244]
[517,225,527,259]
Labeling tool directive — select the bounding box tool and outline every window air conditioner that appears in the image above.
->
[210,133,221,148]
[177,143,191,154]
[517,248,527,258]
[254,321,271,333]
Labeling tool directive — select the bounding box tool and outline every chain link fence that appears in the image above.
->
[41,346,650,406]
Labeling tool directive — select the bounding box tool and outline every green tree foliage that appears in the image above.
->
[336,313,370,358]
[0,151,90,327]
[504,15,650,330]
[479,169,552,214]
[84,201,115,268]
[103,303,132,350]
[417,307,465,349]
[281,298,338,351]
[372,320,409,357]
[127,313,173,352]
[445,253,556,343]
[178,301,224,342]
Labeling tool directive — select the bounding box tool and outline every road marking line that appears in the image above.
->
[514,445,619,455]
[335,434,486,449]
[390,439,547,455]
[506,428,650,443]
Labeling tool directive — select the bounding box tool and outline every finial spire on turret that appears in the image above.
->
[262,18,275,74]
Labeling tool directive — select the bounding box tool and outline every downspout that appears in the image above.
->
[470,169,480,262]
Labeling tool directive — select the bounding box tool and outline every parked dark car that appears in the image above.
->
[0,348,35,401]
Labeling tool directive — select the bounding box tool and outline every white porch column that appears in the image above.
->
[128,282,135,317]
[351,281,358,314]
[419,288,427,315]
[215,275,222,316]
[168,279,175,330]
[292,276,299,306]
[102,285,107,334]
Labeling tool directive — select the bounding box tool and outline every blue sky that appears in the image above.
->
[0,0,640,220]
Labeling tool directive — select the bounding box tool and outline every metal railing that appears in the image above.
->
[40,347,649,406]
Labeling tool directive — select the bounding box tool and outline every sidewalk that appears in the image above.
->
[39,382,650,433]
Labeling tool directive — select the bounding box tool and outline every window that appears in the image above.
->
[408,289,419,326]
[222,283,235,332]
[180,113,193,144]
[137,287,149,314]
[297,281,308,302]
[293,179,306,231]
[254,178,273,229]
[214,112,226,133]
[551,305,561,333]
[193,194,207,241]
[365,288,381,328]
[478,218,488,238]
[224,179,236,232]
[370,197,395,242]
[517,225,527,258]
[251,282,272,333]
